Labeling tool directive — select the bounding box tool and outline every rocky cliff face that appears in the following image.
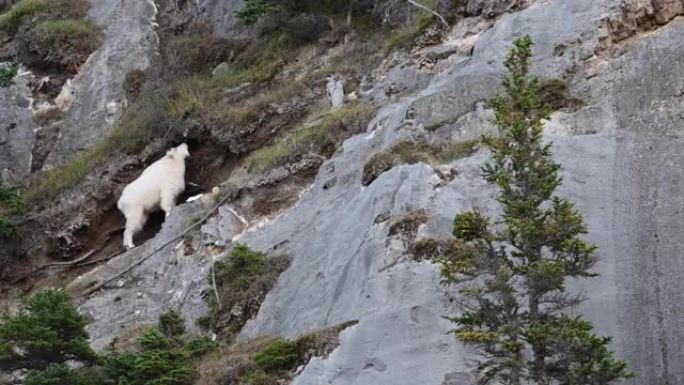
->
[0,0,157,181]
[3,0,684,384]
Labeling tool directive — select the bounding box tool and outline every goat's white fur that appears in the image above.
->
[117,143,190,249]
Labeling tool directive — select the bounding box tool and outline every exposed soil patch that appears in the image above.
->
[250,166,318,217]
[185,140,240,191]
[1,138,239,289]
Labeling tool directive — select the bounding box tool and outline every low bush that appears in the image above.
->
[0,289,97,372]
[281,13,329,45]
[163,22,248,77]
[194,337,274,385]
[0,180,23,235]
[410,237,459,261]
[104,311,216,385]
[362,139,477,186]
[195,321,357,385]
[24,364,107,385]
[388,209,428,237]
[25,109,146,205]
[34,19,102,51]
[236,0,280,24]
[0,0,88,32]
[124,68,146,97]
[0,61,17,87]
[384,0,437,52]
[362,152,398,186]
[539,78,584,111]
[235,321,358,384]
[239,371,281,385]
[247,103,375,172]
[218,78,307,127]
[159,309,186,338]
[1,290,217,385]
[205,244,290,336]
[252,338,299,372]
[435,140,477,163]
[0,182,23,212]
[31,18,103,70]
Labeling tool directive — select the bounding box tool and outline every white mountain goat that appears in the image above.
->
[117,143,190,249]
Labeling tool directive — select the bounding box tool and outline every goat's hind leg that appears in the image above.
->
[122,206,146,249]
[160,190,176,218]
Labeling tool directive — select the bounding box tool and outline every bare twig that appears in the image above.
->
[11,238,110,284]
[406,0,449,28]
[45,249,97,268]
[211,258,222,309]
[75,248,127,268]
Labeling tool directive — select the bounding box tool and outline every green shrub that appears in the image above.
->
[105,339,195,385]
[202,322,357,385]
[164,24,247,76]
[281,13,329,45]
[239,371,281,385]
[361,139,477,186]
[388,209,428,237]
[0,61,17,87]
[33,18,103,69]
[104,314,216,385]
[362,152,398,186]
[124,68,146,97]
[236,0,280,24]
[0,290,216,385]
[252,338,299,372]
[539,78,584,111]
[0,0,89,32]
[0,289,97,372]
[25,109,146,205]
[25,364,107,385]
[159,310,186,338]
[34,19,102,49]
[214,244,271,292]
[204,244,290,336]
[184,336,217,358]
[388,140,433,163]
[384,0,436,52]
[410,238,458,261]
[0,180,23,235]
[247,103,375,172]
[435,140,477,163]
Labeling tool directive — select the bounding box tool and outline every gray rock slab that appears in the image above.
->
[197,0,251,39]
[72,202,211,351]
[72,1,684,384]
[44,0,158,167]
[0,72,36,185]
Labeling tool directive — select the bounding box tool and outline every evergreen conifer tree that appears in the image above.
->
[0,289,96,371]
[439,36,633,385]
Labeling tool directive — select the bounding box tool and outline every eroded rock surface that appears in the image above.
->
[51,0,684,384]
[43,0,158,167]
[0,72,36,185]
[197,0,250,38]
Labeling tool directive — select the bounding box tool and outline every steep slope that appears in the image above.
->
[2,0,684,384]
[0,0,158,180]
